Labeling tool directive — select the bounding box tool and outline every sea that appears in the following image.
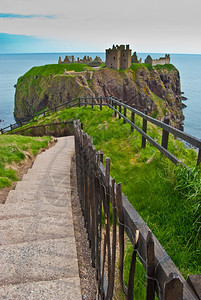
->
[0,52,201,139]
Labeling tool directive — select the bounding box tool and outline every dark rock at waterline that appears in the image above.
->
[182,103,187,108]
[14,84,17,88]
[181,96,187,100]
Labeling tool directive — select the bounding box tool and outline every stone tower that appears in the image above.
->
[105,45,131,70]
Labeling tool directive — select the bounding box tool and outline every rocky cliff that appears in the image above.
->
[14,64,184,129]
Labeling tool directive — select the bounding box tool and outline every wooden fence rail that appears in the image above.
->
[73,120,198,300]
[2,96,201,166]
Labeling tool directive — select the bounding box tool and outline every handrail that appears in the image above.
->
[1,96,200,166]
[73,119,198,299]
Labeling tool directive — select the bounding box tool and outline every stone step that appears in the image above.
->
[14,181,71,192]
[0,214,74,246]
[0,238,79,286]
[0,277,82,300]
[0,202,71,220]
[5,190,72,206]
[22,173,71,182]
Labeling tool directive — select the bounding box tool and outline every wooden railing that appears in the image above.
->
[8,121,74,137]
[2,96,201,166]
[73,119,198,300]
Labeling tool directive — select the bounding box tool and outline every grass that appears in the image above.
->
[9,106,201,298]
[0,135,51,189]
[154,64,176,71]
[17,63,94,83]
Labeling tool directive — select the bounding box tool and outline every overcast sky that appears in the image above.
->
[1,0,201,54]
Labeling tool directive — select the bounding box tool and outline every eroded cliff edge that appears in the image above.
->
[14,64,184,129]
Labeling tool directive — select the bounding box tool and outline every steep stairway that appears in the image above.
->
[0,136,82,299]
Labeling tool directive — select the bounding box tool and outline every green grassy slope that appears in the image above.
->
[0,135,51,189]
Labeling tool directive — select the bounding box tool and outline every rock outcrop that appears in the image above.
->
[14,65,184,129]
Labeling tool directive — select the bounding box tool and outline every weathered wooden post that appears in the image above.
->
[197,149,201,166]
[114,99,117,117]
[105,158,112,298]
[85,98,87,107]
[43,111,46,117]
[161,117,170,149]
[127,230,139,300]
[123,101,127,124]
[119,100,122,119]
[100,97,102,110]
[79,97,81,107]
[131,105,135,132]
[141,109,148,149]
[164,274,183,300]
[146,231,155,300]
[10,124,13,131]
[116,182,127,295]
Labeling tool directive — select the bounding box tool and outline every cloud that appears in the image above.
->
[0,0,201,53]
[0,13,55,19]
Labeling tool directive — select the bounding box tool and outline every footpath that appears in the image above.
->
[0,136,82,299]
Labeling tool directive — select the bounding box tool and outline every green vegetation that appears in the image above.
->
[154,64,176,71]
[0,135,51,189]
[129,63,154,72]
[18,63,93,83]
[9,106,201,298]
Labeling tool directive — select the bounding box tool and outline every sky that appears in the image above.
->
[0,0,201,54]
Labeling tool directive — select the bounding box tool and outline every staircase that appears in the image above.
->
[0,136,82,299]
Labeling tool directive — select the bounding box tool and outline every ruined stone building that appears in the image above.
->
[105,45,131,70]
[145,54,170,66]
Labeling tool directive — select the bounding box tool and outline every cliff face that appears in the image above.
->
[14,65,184,129]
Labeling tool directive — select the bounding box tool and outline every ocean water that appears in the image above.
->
[0,52,200,139]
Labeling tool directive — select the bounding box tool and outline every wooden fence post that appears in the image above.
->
[119,100,122,119]
[161,117,170,149]
[197,148,201,166]
[164,274,183,300]
[131,106,135,132]
[79,97,81,107]
[85,98,87,107]
[146,231,155,300]
[100,97,102,110]
[114,100,117,117]
[123,102,127,124]
[142,109,148,149]
[107,179,117,299]
[116,182,127,296]
[127,230,139,300]
[10,124,13,131]
[92,97,94,109]
[105,158,112,298]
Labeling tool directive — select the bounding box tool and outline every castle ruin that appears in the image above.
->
[105,45,131,70]
[144,54,170,66]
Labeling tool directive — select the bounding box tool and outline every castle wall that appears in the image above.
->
[152,55,170,66]
[106,45,131,70]
[106,49,121,69]
[121,48,131,69]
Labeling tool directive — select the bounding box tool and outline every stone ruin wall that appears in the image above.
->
[151,55,170,66]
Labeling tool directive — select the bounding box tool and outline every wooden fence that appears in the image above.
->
[73,119,199,300]
[2,96,201,166]
[8,121,74,137]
